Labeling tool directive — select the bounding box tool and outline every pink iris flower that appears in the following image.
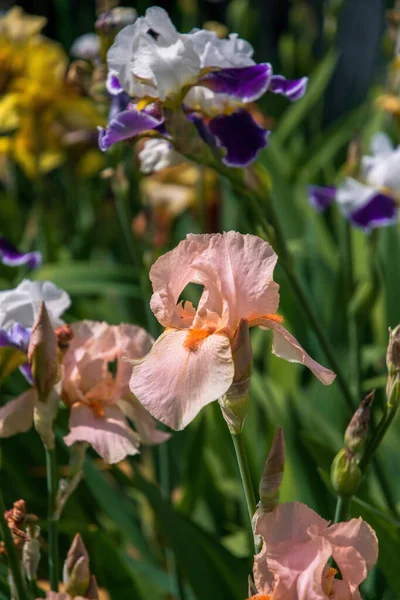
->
[129,232,335,430]
[250,502,378,600]
[62,320,170,464]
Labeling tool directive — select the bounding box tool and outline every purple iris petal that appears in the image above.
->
[98,105,164,151]
[0,324,30,352]
[7,323,30,351]
[349,192,398,231]
[106,72,124,96]
[109,90,131,120]
[208,110,269,167]
[198,64,272,103]
[308,185,337,212]
[0,237,41,269]
[269,75,308,101]
[19,362,33,385]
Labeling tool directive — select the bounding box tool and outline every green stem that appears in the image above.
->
[334,495,351,523]
[359,407,398,475]
[230,432,257,549]
[0,482,29,600]
[46,448,59,592]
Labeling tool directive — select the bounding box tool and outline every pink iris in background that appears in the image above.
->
[251,502,378,599]
[62,320,169,464]
[129,232,335,430]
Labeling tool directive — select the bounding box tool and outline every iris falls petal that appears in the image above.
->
[0,237,41,269]
[198,63,272,103]
[208,110,269,167]
[269,75,308,101]
[98,105,164,151]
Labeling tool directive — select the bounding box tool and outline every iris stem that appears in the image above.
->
[0,474,30,600]
[230,432,258,551]
[334,495,351,524]
[46,448,59,591]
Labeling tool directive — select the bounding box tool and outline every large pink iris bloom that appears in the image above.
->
[129,232,335,430]
[251,502,378,600]
[62,320,169,463]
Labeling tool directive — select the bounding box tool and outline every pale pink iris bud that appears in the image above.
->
[63,534,90,597]
[28,302,59,403]
[258,427,285,514]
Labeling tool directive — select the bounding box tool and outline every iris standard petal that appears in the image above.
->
[308,185,337,212]
[129,329,234,430]
[98,106,164,151]
[324,518,379,588]
[269,75,308,101]
[0,237,41,269]
[198,64,272,103]
[208,110,269,167]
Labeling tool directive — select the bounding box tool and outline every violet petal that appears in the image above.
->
[308,185,337,212]
[0,237,41,269]
[198,63,272,103]
[269,75,308,101]
[208,110,269,167]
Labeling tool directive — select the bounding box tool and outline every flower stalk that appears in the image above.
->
[230,430,257,549]
[46,447,59,591]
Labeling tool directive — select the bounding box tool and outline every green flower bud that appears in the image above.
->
[259,427,285,514]
[64,534,90,597]
[331,449,362,495]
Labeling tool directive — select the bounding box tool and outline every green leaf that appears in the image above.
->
[275,50,337,144]
[133,468,250,600]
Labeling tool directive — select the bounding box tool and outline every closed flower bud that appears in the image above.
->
[259,427,285,514]
[64,534,90,597]
[331,449,362,496]
[33,390,59,450]
[86,574,100,599]
[28,302,59,403]
[22,526,41,581]
[344,391,374,453]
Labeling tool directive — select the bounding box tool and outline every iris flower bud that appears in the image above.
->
[331,449,362,496]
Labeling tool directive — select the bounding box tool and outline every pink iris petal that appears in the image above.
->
[198,63,272,103]
[151,232,279,335]
[257,318,336,385]
[0,389,36,437]
[64,403,140,464]
[129,329,234,430]
[118,397,171,445]
[189,232,280,334]
[323,519,379,589]
[149,235,204,328]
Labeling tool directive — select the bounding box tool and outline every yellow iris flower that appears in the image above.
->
[0,6,105,179]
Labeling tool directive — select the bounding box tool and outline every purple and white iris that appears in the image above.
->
[0,280,71,383]
[0,237,41,269]
[309,134,399,231]
[98,6,308,167]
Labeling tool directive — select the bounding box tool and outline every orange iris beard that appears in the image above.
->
[183,329,212,351]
